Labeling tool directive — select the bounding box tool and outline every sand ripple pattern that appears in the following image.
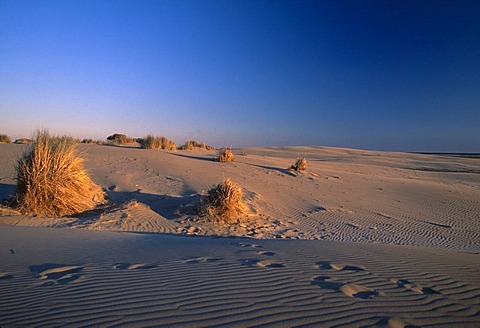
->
[1,227,479,327]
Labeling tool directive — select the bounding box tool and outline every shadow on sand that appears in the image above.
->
[71,188,202,222]
[247,164,297,177]
[169,152,216,163]
[0,183,16,204]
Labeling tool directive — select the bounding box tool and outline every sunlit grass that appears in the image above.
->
[15,130,105,216]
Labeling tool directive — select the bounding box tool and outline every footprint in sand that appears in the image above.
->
[390,278,440,295]
[311,276,380,299]
[257,251,276,256]
[113,263,156,270]
[181,257,222,264]
[0,272,14,280]
[240,258,285,268]
[29,264,84,285]
[367,316,419,328]
[315,261,366,272]
[239,242,263,249]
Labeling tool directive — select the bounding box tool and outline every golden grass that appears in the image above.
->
[14,138,33,144]
[140,135,177,151]
[180,140,214,151]
[15,130,105,216]
[289,157,307,172]
[216,147,235,162]
[107,133,134,145]
[0,134,11,143]
[200,178,246,224]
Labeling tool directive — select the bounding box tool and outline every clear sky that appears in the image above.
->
[1,0,479,152]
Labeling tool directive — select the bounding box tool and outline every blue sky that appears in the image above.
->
[1,0,479,151]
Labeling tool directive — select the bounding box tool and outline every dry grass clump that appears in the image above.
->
[81,138,95,144]
[14,138,33,144]
[107,133,134,145]
[81,139,105,145]
[180,140,197,150]
[0,134,11,143]
[180,140,214,151]
[139,135,177,151]
[200,178,246,224]
[15,130,105,216]
[289,157,307,172]
[216,147,235,162]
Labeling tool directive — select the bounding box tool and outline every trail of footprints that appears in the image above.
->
[8,240,478,326]
[311,262,382,299]
[238,242,285,268]
[310,260,442,299]
[29,264,85,286]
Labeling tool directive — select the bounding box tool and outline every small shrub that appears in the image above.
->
[180,140,198,150]
[180,140,214,151]
[216,147,234,162]
[289,157,307,172]
[0,134,11,143]
[200,178,246,224]
[15,130,105,216]
[14,138,33,144]
[139,135,177,151]
[199,142,215,151]
[81,139,95,144]
[106,133,133,144]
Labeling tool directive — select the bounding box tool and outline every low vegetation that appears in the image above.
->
[139,135,177,151]
[200,178,246,224]
[289,156,307,172]
[0,134,11,143]
[14,138,33,144]
[180,140,214,151]
[216,147,235,162]
[81,139,95,144]
[106,133,134,145]
[15,130,105,216]
[82,139,107,145]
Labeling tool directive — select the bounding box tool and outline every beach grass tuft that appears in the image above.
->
[139,135,177,151]
[216,147,235,162]
[289,157,307,172]
[106,133,134,145]
[200,178,246,224]
[0,134,11,144]
[180,140,214,151]
[15,130,105,216]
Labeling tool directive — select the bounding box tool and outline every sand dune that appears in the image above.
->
[1,143,479,326]
[1,143,479,252]
[1,226,479,327]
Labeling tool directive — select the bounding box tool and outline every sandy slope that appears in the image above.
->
[1,143,479,326]
[1,143,479,252]
[1,226,479,327]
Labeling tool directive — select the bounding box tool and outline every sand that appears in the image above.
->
[1,143,479,326]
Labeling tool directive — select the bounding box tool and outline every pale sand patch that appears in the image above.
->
[0,144,479,325]
[1,143,479,252]
[0,226,479,327]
